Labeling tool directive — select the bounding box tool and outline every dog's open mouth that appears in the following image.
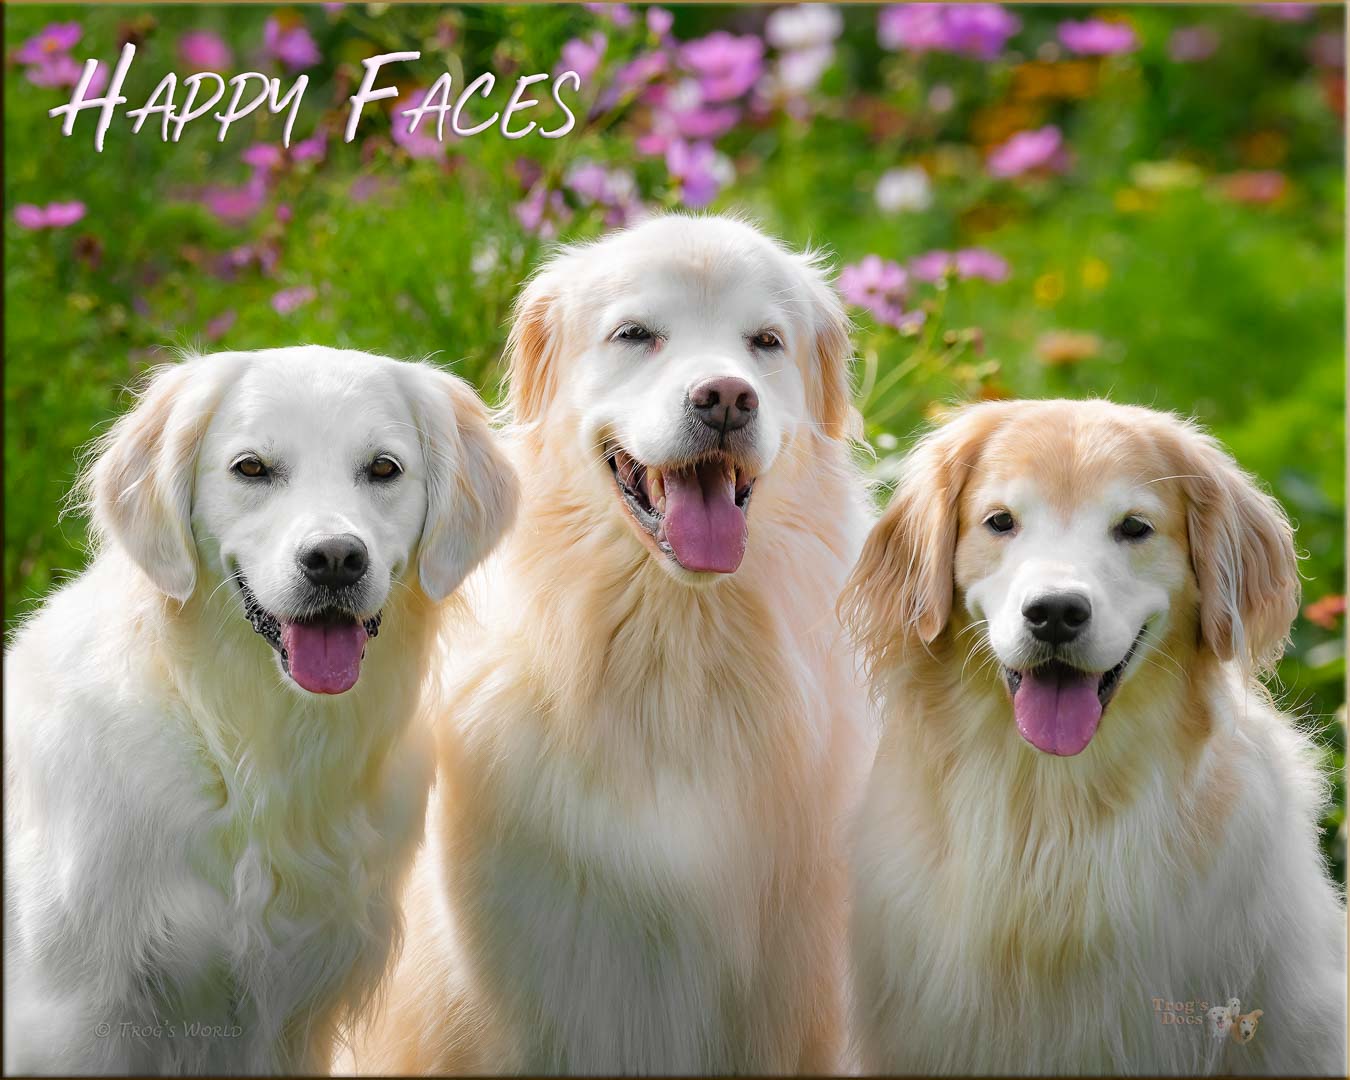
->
[1002,632,1142,757]
[237,576,381,695]
[608,445,755,574]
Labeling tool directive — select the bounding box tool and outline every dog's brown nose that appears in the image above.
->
[689,376,758,432]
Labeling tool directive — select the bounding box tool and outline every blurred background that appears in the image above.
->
[4,3,1344,876]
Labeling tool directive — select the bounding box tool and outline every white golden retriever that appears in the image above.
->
[346,215,874,1074]
[4,347,517,1075]
[841,399,1346,1075]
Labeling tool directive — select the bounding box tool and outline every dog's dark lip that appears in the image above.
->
[233,574,382,675]
[1002,627,1145,709]
[605,443,755,559]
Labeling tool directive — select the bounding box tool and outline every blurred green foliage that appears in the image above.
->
[4,4,1344,876]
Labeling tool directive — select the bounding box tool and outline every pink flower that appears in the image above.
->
[647,6,674,37]
[290,130,327,163]
[263,16,320,72]
[1250,4,1316,21]
[987,125,1069,178]
[583,3,636,27]
[201,175,267,223]
[271,286,316,315]
[14,22,81,65]
[26,54,106,92]
[1168,26,1219,63]
[12,201,86,229]
[909,249,956,283]
[392,88,447,160]
[565,160,641,224]
[558,33,607,82]
[1310,31,1345,70]
[204,310,237,341]
[839,255,924,330]
[1218,170,1289,205]
[242,143,284,171]
[1057,18,1138,56]
[665,138,729,208]
[878,4,1020,60]
[178,30,232,69]
[679,31,764,102]
[954,248,1010,283]
[514,184,572,239]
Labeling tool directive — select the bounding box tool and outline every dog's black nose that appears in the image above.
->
[689,376,758,432]
[298,534,369,589]
[1023,592,1091,645]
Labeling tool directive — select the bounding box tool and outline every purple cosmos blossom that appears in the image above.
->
[878,4,1020,60]
[291,130,328,163]
[392,88,447,160]
[665,139,729,208]
[583,3,636,27]
[514,184,572,239]
[201,174,267,223]
[26,54,107,93]
[839,255,924,330]
[1057,18,1138,56]
[242,144,284,171]
[566,160,642,225]
[271,286,316,315]
[679,32,764,102]
[909,249,956,283]
[647,6,674,37]
[13,201,86,229]
[636,79,740,155]
[15,22,81,65]
[954,248,1010,282]
[987,125,1068,178]
[1251,4,1316,21]
[559,33,607,82]
[178,30,232,70]
[204,310,237,341]
[1168,26,1219,63]
[263,17,320,72]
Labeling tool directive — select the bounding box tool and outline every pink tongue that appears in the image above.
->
[661,462,747,574]
[280,621,369,695]
[1013,667,1102,756]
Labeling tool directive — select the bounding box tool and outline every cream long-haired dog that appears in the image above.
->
[346,215,874,1074]
[4,347,516,1075]
[841,399,1346,1076]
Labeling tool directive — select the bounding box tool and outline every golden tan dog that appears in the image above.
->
[346,215,874,1074]
[842,399,1345,1076]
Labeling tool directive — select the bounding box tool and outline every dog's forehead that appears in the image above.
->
[964,406,1179,516]
[209,349,414,444]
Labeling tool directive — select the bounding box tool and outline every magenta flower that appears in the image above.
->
[14,22,81,65]
[392,88,447,160]
[242,143,284,171]
[908,249,956,282]
[1168,26,1219,63]
[1250,4,1316,21]
[26,54,106,92]
[558,33,607,82]
[665,139,729,208]
[262,17,320,72]
[839,256,924,330]
[178,30,232,69]
[290,130,328,163]
[583,3,636,27]
[954,248,1010,283]
[647,6,674,37]
[878,4,1020,60]
[679,32,764,102]
[514,184,572,239]
[1057,18,1138,56]
[201,176,267,223]
[566,161,641,226]
[204,310,237,341]
[272,286,316,315]
[13,201,86,230]
[987,125,1068,178]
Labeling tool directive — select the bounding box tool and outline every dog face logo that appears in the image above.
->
[1206,1005,1233,1038]
[1232,1009,1263,1045]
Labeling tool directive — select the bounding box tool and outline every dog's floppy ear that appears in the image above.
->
[403,364,519,602]
[1165,418,1299,671]
[82,357,231,602]
[505,264,565,427]
[794,250,858,441]
[841,403,1007,672]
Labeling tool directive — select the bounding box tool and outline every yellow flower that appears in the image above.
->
[1080,257,1110,291]
[1033,272,1065,306]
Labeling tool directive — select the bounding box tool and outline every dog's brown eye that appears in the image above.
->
[985,510,1016,534]
[750,330,783,350]
[232,456,268,479]
[1116,515,1153,541]
[369,456,402,481]
[613,324,654,344]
